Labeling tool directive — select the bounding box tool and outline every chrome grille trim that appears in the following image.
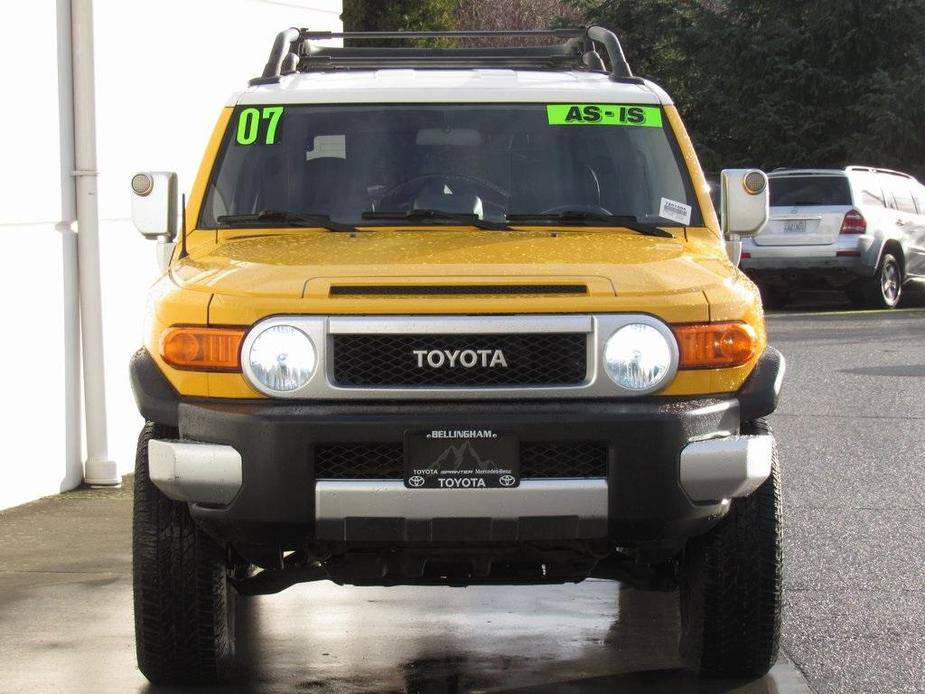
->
[327,315,592,334]
[239,314,680,400]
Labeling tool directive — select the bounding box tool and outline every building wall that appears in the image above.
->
[0,0,342,510]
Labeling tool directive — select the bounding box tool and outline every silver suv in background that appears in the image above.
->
[740,167,925,308]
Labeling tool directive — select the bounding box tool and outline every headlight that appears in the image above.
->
[603,323,674,392]
[247,324,316,392]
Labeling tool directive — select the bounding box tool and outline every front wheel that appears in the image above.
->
[678,419,782,678]
[133,422,235,684]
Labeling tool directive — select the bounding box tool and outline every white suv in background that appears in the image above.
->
[740,166,925,308]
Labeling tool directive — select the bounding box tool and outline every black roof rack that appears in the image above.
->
[250,26,639,86]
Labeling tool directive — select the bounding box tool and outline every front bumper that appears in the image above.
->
[133,347,784,549]
[151,432,771,542]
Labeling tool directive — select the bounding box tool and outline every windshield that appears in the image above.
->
[200,104,701,228]
[769,176,852,207]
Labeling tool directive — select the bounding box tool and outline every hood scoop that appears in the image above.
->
[329,284,588,297]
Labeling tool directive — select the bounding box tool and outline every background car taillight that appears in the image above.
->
[839,209,866,234]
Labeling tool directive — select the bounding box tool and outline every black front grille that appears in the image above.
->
[314,442,608,479]
[315,443,402,480]
[332,333,586,387]
[519,442,609,478]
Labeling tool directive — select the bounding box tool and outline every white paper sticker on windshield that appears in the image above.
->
[306,134,346,162]
[659,197,692,225]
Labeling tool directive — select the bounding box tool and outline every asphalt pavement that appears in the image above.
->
[0,296,923,693]
[767,296,925,693]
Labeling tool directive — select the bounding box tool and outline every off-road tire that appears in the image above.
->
[678,418,782,678]
[851,252,902,309]
[133,422,235,684]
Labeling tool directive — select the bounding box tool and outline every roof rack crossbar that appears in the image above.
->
[305,44,582,57]
[300,58,583,72]
[299,29,586,40]
[252,26,636,85]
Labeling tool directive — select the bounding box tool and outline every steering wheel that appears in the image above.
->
[539,203,614,216]
[377,173,511,207]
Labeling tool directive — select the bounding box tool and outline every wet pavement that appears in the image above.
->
[0,482,809,693]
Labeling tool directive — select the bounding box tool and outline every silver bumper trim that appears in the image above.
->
[314,479,608,521]
[148,440,243,505]
[679,434,773,502]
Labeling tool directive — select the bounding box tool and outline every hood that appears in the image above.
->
[171,228,734,299]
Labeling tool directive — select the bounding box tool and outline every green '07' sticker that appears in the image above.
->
[236,106,284,145]
[547,104,662,127]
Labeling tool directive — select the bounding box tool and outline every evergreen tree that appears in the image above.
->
[341,0,457,45]
[573,0,925,177]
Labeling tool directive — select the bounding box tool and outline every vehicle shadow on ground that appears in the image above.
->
[140,584,785,694]
[766,287,925,313]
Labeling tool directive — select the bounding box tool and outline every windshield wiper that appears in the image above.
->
[217,210,356,232]
[505,211,674,238]
[362,209,511,231]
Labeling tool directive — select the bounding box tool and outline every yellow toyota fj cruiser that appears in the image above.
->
[129,26,785,684]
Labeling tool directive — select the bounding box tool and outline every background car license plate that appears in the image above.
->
[404,430,519,489]
[783,220,806,233]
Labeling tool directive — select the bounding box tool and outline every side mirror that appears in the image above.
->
[131,172,178,240]
[720,169,769,238]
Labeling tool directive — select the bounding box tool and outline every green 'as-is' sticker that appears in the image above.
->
[547,104,662,127]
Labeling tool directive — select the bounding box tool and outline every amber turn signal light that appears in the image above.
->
[160,326,246,371]
[673,322,758,369]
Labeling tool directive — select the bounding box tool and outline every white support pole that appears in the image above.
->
[57,0,82,492]
[72,0,118,485]
[59,226,84,490]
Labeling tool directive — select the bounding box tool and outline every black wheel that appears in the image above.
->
[133,422,235,684]
[678,419,782,678]
[852,252,902,309]
[758,285,790,310]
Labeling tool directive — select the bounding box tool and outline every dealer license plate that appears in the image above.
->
[783,220,806,233]
[404,429,519,489]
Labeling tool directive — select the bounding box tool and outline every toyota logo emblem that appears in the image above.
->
[499,475,516,487]
[408,475,425,488]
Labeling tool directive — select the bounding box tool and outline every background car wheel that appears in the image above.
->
[678,418,782,678]
[758,285,791,310]
[853,252,902,309]
[133,422,235,684]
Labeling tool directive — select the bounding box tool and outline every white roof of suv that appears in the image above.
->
[232,69,670,106]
